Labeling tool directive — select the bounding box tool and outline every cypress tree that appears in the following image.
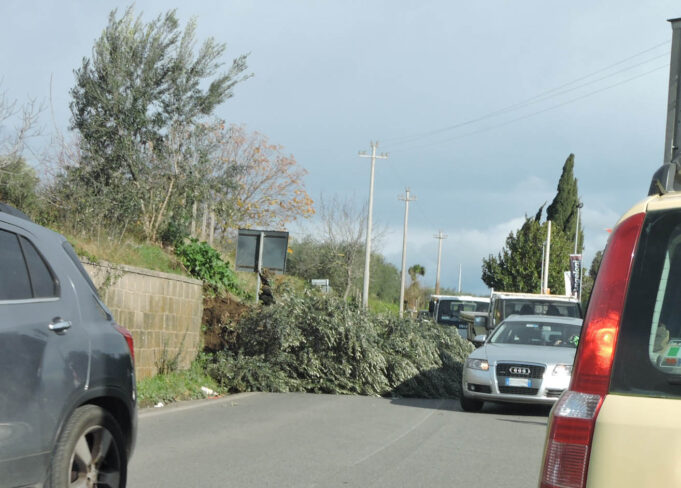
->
[546,154,582,252]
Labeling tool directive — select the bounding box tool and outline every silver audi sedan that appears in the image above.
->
[460,315,582,412]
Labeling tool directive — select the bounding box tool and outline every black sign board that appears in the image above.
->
[236,229,289,274]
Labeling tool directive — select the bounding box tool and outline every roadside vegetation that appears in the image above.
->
[1,5,599,409]
[136,357,223,408]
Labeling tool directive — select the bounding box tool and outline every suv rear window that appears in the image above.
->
[0,230,58,300]
[503,300,581,319]
[612,210,681,399]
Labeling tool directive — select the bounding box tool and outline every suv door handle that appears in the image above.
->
[49,318,72,333]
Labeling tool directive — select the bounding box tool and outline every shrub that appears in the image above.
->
[206,291,474,398]
[175,239,244,296]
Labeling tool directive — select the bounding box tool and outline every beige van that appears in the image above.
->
[539,18,681,488]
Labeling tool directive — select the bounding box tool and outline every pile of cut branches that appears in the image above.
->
[206,291,473,398]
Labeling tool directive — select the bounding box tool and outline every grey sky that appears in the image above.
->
[1,1,678,295]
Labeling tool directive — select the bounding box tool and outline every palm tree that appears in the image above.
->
[406,264,426,310]
[408,264,425,284]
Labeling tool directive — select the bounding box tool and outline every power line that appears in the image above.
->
[383,41,670,147]
[392,63,668,153]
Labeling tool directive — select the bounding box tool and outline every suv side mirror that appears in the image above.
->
[473,334,487,348]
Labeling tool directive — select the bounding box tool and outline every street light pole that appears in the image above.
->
[543,221,552,294]
[574,202,583,254]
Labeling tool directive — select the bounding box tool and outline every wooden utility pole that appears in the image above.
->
[434,230,448,295]
[358,141,388,309]
[398,188,416,317]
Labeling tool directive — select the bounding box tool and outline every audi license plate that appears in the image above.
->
[505,377,531,387]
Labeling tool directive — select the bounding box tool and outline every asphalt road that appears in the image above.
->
[128,393,550,487]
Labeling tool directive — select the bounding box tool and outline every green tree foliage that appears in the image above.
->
[63,6,249,241]
[481,209,573,294]
[546,154,583,251]
[370,254,400,303]
[287,237,400,304]
[408,264,425,282]
[0,157,39,214]
[206,290,474,397]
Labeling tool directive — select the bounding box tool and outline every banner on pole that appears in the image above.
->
[569,254,583,297]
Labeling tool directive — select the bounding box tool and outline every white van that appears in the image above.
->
[488,291,582,329]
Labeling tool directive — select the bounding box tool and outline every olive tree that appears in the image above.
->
[65,6,249,241]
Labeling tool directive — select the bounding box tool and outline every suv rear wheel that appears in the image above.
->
[48,405,127,488]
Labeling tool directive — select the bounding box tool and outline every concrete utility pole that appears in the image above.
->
[574,202,583,254]
[543,221,552,294]
[433,231,448,295]
[359,141,388,308]
[398,188,416,318]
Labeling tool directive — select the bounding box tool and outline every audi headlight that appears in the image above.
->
[552,364,572,376]
[466,358,489,371]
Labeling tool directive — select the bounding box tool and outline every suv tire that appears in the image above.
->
[48,405,127,488]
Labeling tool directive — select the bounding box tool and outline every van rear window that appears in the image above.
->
[611,210,681,399]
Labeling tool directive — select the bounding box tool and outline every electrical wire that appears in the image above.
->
[391,63,668,153]
[382,41,670,148]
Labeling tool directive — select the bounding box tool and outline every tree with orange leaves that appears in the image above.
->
[213,124,314,232]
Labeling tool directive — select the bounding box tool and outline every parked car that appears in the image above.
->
[0,203,137,487]
[460,315,582,412]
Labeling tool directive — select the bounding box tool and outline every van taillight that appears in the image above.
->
[114,323,135,363]
[540,212,644,488]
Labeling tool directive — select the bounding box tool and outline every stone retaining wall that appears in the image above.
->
[82,261,204,380]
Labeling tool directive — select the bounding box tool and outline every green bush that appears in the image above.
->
[206,291,474,398]
[175,239,244,296]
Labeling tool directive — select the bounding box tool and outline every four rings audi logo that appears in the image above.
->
[509,366,531,375]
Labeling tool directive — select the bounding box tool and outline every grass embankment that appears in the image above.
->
[136,359,224,408]
[67,234,185,275]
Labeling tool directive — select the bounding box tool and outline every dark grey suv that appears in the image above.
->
[0,204,136,487]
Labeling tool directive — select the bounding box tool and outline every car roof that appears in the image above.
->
[0,202,32,220]
[616,192,681,229]
[502,314,583,326]
[430,294,489,302]
[491,292,578,302]
[0,206,67,245]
